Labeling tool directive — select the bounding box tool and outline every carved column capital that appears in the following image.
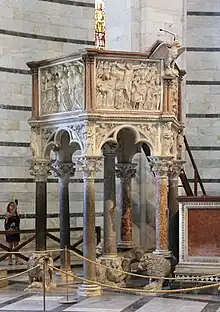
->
[28,159,51,182]
[115,163,137,183]
[74,155,103,179]
[148,156,174,178]
[102,143,118,156]
[169,160,185,180]
[51,161,75,183]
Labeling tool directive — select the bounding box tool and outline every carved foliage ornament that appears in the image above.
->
[51,161,75,181]
[70,122,95,154]
[148,156,173,178]
[40,60,84,115]
[115,163,137,183]
[96,60,162,111]
[74,156,103,178]
[162,122,175,156]
[28,159,51,180]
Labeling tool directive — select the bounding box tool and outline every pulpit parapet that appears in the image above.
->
[27,41,186,160]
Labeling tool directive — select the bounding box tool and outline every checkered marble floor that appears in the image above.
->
[0,285,219,311]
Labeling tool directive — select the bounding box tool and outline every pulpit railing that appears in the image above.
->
[180,136,206,196]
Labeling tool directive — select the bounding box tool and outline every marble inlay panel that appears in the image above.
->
[64,295,141,312]
[188,209,220,257]
[0,295,63,311]
[135,298,207,312]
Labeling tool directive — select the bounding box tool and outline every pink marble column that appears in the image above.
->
[148,156,173,257]
[116,163,137,249]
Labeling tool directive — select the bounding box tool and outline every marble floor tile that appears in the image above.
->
[135,297,207,312]
[64,295,141,312]
[0,295,63,311]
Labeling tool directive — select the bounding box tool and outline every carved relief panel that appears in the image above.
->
[40,60,84,115]
[95,59,162,111]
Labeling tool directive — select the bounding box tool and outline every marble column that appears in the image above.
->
[168,160,185,259]
[148,156,173,257]
[74,156,102,297]
[103,143,117,257]
[116,163,137,250]
[52,161,75,270]
[29,159,51,251]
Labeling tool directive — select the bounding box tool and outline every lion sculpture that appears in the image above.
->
[25,252,55,291]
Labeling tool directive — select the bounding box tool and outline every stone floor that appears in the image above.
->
[0,282,220,312]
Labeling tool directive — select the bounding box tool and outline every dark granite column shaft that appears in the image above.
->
[29,160,51,251]
[59,178,70,269]
[75,156,102,297]
[35,181,47,251]
[52,161,75,270]
[116,163,137,249]
[103,144,117,256]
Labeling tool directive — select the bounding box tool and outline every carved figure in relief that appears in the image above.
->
[30,128,41,158]
[41,62,83,115]
[67,63,83,110]
[163,122,174,155]
[41,70,58,114]
[56,66,71,112]
[96,60,161,111]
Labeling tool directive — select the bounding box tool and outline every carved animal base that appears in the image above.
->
[24,281,56,292]
[96,256,129,288]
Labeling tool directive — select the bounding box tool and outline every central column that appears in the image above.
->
[148,156,173,257]
[168,160,185,259]
[52,161,75,270]
[29,159,51,251]
[103,143,117,256]
[116,163,137,250]
[75,156,102,297]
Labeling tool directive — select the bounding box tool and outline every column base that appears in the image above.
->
[96,256,128,288]
[77,283,102,297]
[117,241,134,250]
[153,249,172,258]
[102,253,118,259]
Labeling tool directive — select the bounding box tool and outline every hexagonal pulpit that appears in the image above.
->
[27,41,186,296]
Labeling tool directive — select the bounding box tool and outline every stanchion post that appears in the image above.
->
[65,245,69,302]
[43,257,46,312]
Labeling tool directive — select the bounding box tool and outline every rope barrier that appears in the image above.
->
[49,265,220,294]
[0,265,40,281]
[69,250,220,281]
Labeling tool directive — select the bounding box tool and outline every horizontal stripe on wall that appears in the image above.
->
[186,113,220,118]
[0,105,31,112]
[0,29,95,46]
[0,67,30,75]
[0,142,30,147]
[187,11,220,16]
[0,212,103,219]
[187,47,220,52]
[186,81,220,85]
[188,178,220,183]
[39,0,95,8]
[189,146,220,151]
[0,178,104,183]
